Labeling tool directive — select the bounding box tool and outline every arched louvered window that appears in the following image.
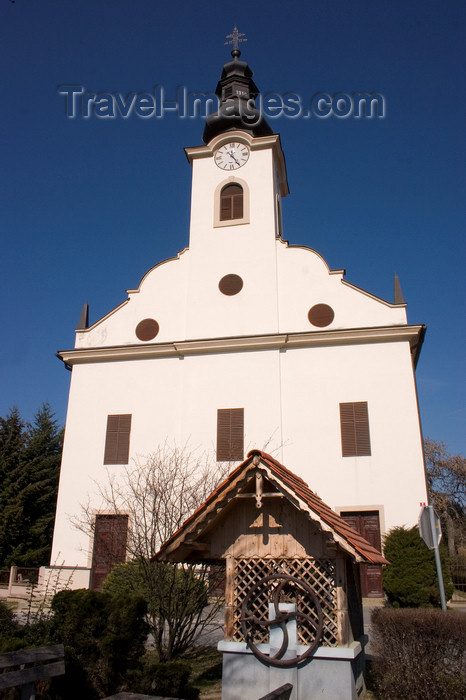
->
[220,183,243,221]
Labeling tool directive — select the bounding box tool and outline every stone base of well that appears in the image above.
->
[218,640,366,700]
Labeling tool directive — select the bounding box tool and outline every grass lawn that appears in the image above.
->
[182,646,223,699]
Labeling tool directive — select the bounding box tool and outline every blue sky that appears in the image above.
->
[1,0,464,455]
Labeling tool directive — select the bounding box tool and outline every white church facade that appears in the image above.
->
[50,46,428,596]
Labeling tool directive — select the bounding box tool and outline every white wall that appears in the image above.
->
[52,337,426,566]
[279,340,426,531]
[53,132,426,571]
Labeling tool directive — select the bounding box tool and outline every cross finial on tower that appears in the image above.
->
[225,26,247,58]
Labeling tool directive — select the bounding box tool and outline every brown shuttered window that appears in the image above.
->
[340,402,371,457]
[217,408,244,461]
[104,414,132,464]
[220,184,243,221]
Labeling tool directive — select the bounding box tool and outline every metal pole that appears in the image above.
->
[429,506,447,611]
[8,566,17,596]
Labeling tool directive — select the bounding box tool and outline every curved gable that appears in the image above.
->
[276,239,407,333]
[74,248,189,349]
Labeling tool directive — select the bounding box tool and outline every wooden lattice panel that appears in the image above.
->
[232,558,338,647]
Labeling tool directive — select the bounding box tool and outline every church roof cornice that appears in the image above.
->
[58,323,425,367]
[280,241,408,309]
[70,247,189,335]
[341,278,407,309]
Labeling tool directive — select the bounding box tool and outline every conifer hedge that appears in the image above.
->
[382,525,453,607]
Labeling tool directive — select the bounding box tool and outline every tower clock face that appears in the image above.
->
[215,142,250,170]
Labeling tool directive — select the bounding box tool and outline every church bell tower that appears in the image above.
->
[184,34,289,340]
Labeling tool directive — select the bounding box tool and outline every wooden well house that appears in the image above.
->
[156,450,388,699]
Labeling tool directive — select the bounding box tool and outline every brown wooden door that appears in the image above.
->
[90,514,128,591]
[340,511,383,597]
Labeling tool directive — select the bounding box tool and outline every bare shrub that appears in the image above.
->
[74,442,230,659]
[371,607,466,699]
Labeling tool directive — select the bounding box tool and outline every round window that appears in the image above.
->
[308,304,334,327]
[135,318,159,341]
[218,274,244,296]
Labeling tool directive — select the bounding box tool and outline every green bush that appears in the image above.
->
[382,526,454,607]
[0,600,17,637]
[48,588,148,699]
[102,559,146,597]
[128,653,199,699]
[0,600,49,653]
[0,600,22,652]
[371,607,466,699]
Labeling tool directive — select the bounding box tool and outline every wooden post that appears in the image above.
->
[335,554,352,646]
[224,556,235,640]
[255,471,263,509]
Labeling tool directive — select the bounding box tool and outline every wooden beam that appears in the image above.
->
[0,645,64,669]
[0,662,65,691]
[255,471,263,508]
[184,541,210,551]
[236,493,284,499]
[335,554,352,646]
[224,556,235,640]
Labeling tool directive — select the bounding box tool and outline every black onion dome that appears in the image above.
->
[202,49,273,143]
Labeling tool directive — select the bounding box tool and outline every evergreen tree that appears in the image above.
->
[382,525,454,607]
[0,404,63,568]
[0,407,26,566]
[21,404,63,566]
